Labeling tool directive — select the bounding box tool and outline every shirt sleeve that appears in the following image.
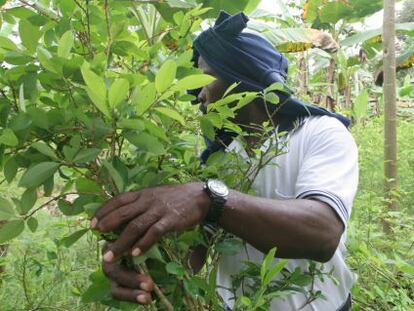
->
[294,119,359,228]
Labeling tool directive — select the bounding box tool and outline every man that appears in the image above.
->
[91,12,358,310]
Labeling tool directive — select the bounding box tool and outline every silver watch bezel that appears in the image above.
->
[207,179,229,198]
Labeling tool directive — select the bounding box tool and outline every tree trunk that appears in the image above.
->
[383,0,398,212]
[298,52,308,96]
[344,83,351,109]
[325,58,336,111]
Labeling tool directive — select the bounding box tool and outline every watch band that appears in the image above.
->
[203,179,229,224]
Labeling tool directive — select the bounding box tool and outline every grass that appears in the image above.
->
[348,117,414,311]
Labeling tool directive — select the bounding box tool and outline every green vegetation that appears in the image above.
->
[0,0,413,309]
[0,118,413,310]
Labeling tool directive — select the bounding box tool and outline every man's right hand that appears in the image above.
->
[102,259,155,304]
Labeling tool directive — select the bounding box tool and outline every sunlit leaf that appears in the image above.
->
[172,74,215,91]
[155,107,185,125]
[81,62,109,117]
[109,79,129,108]
[134,83,157,116]
[156,59,177,93]
[58,30,74,58]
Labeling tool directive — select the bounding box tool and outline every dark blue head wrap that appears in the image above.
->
[192,11,350,162]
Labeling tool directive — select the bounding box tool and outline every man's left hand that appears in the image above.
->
[91,182,210,262]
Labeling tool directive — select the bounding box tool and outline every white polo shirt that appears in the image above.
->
[216,116,359,310]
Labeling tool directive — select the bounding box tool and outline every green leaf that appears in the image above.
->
[172,74,215,91]
[0,128,18,146]
[58,199,84,216]
[264,92,280,105]
[43,176,54,196]
[353,90,369,119]
[84,203,101,218]
[73,148,101,164]
[81,62,109,117]
[117,119,145,130]
[167,0,196,8]
[82,269,111,303]
[102,160,125,193]
[215,238,243,255]
[199,116,215,141]
[27,217,38,232]
[263,259,288,286]
[19,162,60,188]
[109,79,129,107]
[155,107,185,125]
[4,157,18,183]
[58,30,74,58]
[19,20,41,53]
[60,229,89,247]
[0,197,15,221]
[0,36,18,51]
[37,47,59,73]
[156,60,177,93]
[0,220,25,244]
[133,83,157,116]
[125,132,165,155]
[197,0,251,17]
[32,142,58,159]
[132,244,165,265]
[63,145,78,162]
[20,188,37,214]
[341,23,414,46]
[76,178,102,194]
[260,247,277,281]
[166,262,185,277]
[240,296,252,307]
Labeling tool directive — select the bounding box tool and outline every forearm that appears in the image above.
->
[218,190,344,262]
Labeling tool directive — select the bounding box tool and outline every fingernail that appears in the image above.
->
[132,248,141,257]
[140,282,151,291]
[103,251,114,262]
[136,294,147,304]
[90,218,98,229]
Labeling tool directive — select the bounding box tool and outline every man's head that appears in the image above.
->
[192,11,289,95]
[191,11,290,128]
[197,55,268,132]
[197,56,230,114]
[192,11,351,144]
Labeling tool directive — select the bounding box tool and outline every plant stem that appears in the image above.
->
[139,263,174,311]
[24,192,78,220]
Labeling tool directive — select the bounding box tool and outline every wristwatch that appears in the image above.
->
[203,179,229,224]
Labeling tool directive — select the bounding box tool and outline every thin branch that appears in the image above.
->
[104,0,112,68]
[139,263,174,311]
[17,0,59,22]
[24,192,78,220]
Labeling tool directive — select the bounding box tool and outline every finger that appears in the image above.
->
[103,261,154,291]
[111,282,152,304]
[103,212,160,262]
[131,220,169,256]
[96,201,146,233]
[102,243,129,257]
[91,191,140,227]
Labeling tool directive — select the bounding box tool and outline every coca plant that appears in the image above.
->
[0,0,331,309]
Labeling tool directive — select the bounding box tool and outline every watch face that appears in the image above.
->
[208,179,229,197]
